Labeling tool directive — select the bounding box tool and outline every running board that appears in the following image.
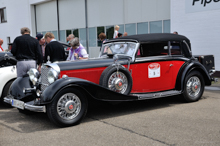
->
[131,90,182,100]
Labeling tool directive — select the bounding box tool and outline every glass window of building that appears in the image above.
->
[97,26,105,46]
[163,20,170,33]
[60,30,66,42]
[73,29,79,38]
[125,23,136,36]
[89,27,96,47]
[0,7,7,23]
[52,31,58,40]
[79,28,86,47]
[42,31,47,36]
[118,24,124,35]
[66,30,72,37]
[106,26,114,39]
[150,21,162,33]
[137,22,148,34]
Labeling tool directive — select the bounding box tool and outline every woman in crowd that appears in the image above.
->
[66,37,89,61]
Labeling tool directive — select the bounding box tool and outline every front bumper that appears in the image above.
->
[4,96,46,113]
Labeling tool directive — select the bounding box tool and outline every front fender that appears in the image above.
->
[41,77,138,104]
[9,76,33,100]
[175,61,211,90]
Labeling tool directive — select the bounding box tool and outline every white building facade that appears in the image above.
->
[0,0,219,70]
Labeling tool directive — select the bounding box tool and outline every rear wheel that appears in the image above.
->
[181,71,205,102]
[47,88,88,127]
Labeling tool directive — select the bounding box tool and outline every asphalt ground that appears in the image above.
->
[0,82,220,146]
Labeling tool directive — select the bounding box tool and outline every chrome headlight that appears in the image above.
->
[28,68,39,85]
[47,68,59,84]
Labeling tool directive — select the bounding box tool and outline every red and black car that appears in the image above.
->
[4,33,216,127]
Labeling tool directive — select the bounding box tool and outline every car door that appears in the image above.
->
[130,42,175,93]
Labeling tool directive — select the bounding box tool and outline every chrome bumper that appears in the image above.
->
[4,97,46,113]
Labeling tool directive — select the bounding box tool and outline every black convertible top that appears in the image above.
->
[105,33,190,44]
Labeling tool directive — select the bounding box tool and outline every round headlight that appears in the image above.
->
[28,68,39,85]
[47,68,58,84]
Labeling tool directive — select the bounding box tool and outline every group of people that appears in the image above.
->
[1,26,179,78]
[113,25,128,38]
[10,27,88,77]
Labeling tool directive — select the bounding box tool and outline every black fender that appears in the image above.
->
[40,77,138,104]
[175,60,211,91]
[9,76,34,100]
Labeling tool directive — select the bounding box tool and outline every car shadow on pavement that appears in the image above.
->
[0,95,203,132]
[84,95,188,122]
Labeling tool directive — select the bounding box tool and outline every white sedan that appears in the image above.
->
[0,52,17,103]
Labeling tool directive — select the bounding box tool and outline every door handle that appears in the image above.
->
[170,64,173,67]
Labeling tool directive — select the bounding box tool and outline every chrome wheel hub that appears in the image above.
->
[57,93,81,120]
[186,76,201,98]
[108,71,128,94]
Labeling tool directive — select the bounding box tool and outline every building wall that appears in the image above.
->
[34,0,170,57]
[0,0,31,50]
[171,0,220,70]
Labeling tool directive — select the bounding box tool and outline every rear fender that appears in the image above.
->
[41,77,138,104]
[175,61,211,91]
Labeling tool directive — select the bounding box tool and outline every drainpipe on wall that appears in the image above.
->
[34,5,37,35]
[85,0,89,53]
[56,0,60,40]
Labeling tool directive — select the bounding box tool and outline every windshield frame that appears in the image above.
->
[99,42,139,62]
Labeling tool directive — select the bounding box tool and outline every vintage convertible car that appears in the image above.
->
[0,52,17,104]
[4,33,217,127]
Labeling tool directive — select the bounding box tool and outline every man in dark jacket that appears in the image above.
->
[11,27,43,77]
[44,32,66,63]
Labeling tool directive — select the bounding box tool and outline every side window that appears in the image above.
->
[138,42,168,57]
[170,41,181,55]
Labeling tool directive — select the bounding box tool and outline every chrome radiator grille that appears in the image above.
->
[40,65,51,91]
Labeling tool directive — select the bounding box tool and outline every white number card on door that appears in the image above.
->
[148,63,160,78]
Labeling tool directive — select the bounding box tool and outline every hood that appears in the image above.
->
[55,57,129,71]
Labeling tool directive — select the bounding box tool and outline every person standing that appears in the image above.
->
[0,38,4,52]
[11,27,43,77]
[123,32,128,36]
[36,33,46,62]
[66,37,88,61]
[98,33,107,51]
[44,32,66,63]
[173,31,178,35]
[113,25,120,38]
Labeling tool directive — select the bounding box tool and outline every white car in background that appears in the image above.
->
[0,52,17,104]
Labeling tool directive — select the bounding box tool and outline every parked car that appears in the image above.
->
[0,41,69,104]
[4,33,217,127]
[0,52,17,103]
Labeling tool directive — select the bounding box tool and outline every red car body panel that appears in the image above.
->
[60,60,185,93]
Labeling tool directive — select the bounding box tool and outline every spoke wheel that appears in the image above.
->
[181,71,204,102]
[57,93,81,120]
[47,88,88,127]
[108,71,128,94]
[186,76,201,98]
[99,65,132,95]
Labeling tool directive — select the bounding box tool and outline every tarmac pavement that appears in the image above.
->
[0,83,220,146]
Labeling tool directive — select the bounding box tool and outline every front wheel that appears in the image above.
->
[47,88,88,127]
[181,71,205,102]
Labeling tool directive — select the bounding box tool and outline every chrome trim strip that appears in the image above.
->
[3,97,12,104]
[3,97,46,113]
[24,103,46,113]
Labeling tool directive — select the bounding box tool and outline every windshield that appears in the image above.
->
[100,42,137,57]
